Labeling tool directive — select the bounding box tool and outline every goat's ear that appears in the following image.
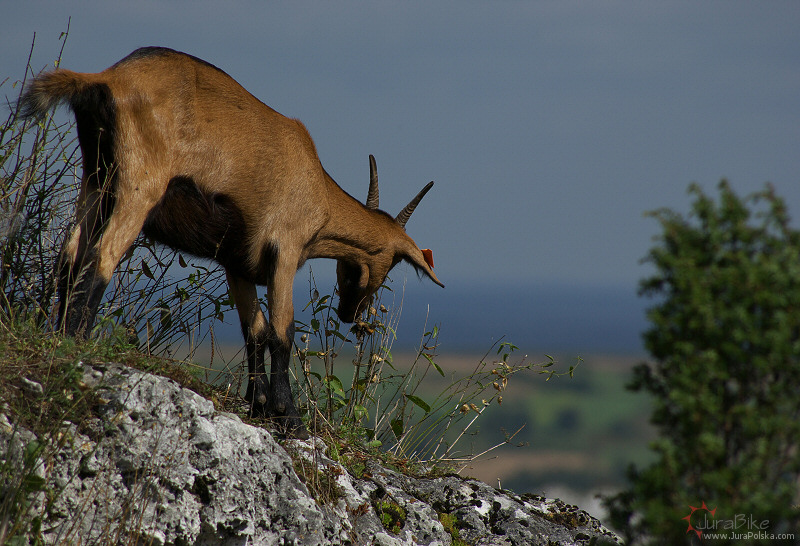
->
[402,244,444,288]
[421,248,434,269]
[336,260,373,323]
[337,259,369,290]
[358,261,370,289]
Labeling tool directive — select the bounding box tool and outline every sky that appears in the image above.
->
[2,2,799,352]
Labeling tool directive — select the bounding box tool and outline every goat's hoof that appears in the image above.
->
[272,412,308,440]
[285,422,309,440]
[248,400,269,419]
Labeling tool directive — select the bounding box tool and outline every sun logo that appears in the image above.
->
[682,501,717,538]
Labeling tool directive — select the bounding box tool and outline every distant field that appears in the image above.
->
[391,351,656,500]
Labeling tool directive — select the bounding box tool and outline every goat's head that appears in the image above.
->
[336,155,443,322]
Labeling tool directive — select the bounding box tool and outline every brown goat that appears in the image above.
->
[20,47,443,437]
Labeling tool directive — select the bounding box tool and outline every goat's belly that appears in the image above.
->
[142,176,273,283]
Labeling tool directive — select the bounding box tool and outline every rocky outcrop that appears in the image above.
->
[0,362,619,545]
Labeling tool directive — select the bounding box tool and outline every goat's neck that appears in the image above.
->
[306,184,394,264]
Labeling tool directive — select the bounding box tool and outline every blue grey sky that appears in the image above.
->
[3,2,799,338]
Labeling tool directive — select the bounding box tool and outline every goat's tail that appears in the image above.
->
[18,70,103,120]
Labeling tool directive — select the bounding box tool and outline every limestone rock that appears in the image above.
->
[0,362,619,545]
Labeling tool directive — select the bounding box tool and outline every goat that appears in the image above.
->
[19,46,443,437]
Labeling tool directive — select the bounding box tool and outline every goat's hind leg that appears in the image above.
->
[59,175,158,339]
[57,179,112,338]
[56,226,108,339]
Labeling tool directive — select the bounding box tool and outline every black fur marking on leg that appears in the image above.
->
[267,321,308,438]
[56,248,75,332]
[59,255,108,340]
[240,318,270,415]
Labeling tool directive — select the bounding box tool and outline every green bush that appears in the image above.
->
[605,181,800,544]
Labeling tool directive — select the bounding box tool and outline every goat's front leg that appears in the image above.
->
[226,271,271,414]
[266,261,308,439]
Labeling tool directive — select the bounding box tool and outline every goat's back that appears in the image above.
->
[20,47,334,266]
[108,47,322,186]
[23,47,329,211]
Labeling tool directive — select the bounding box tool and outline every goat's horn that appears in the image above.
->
[366,154,380,209]
[396,181,434,228]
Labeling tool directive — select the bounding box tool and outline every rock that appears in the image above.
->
[20,376,44,396]
[0,362,620,545]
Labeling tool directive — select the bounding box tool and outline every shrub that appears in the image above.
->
[605,181,800,544]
